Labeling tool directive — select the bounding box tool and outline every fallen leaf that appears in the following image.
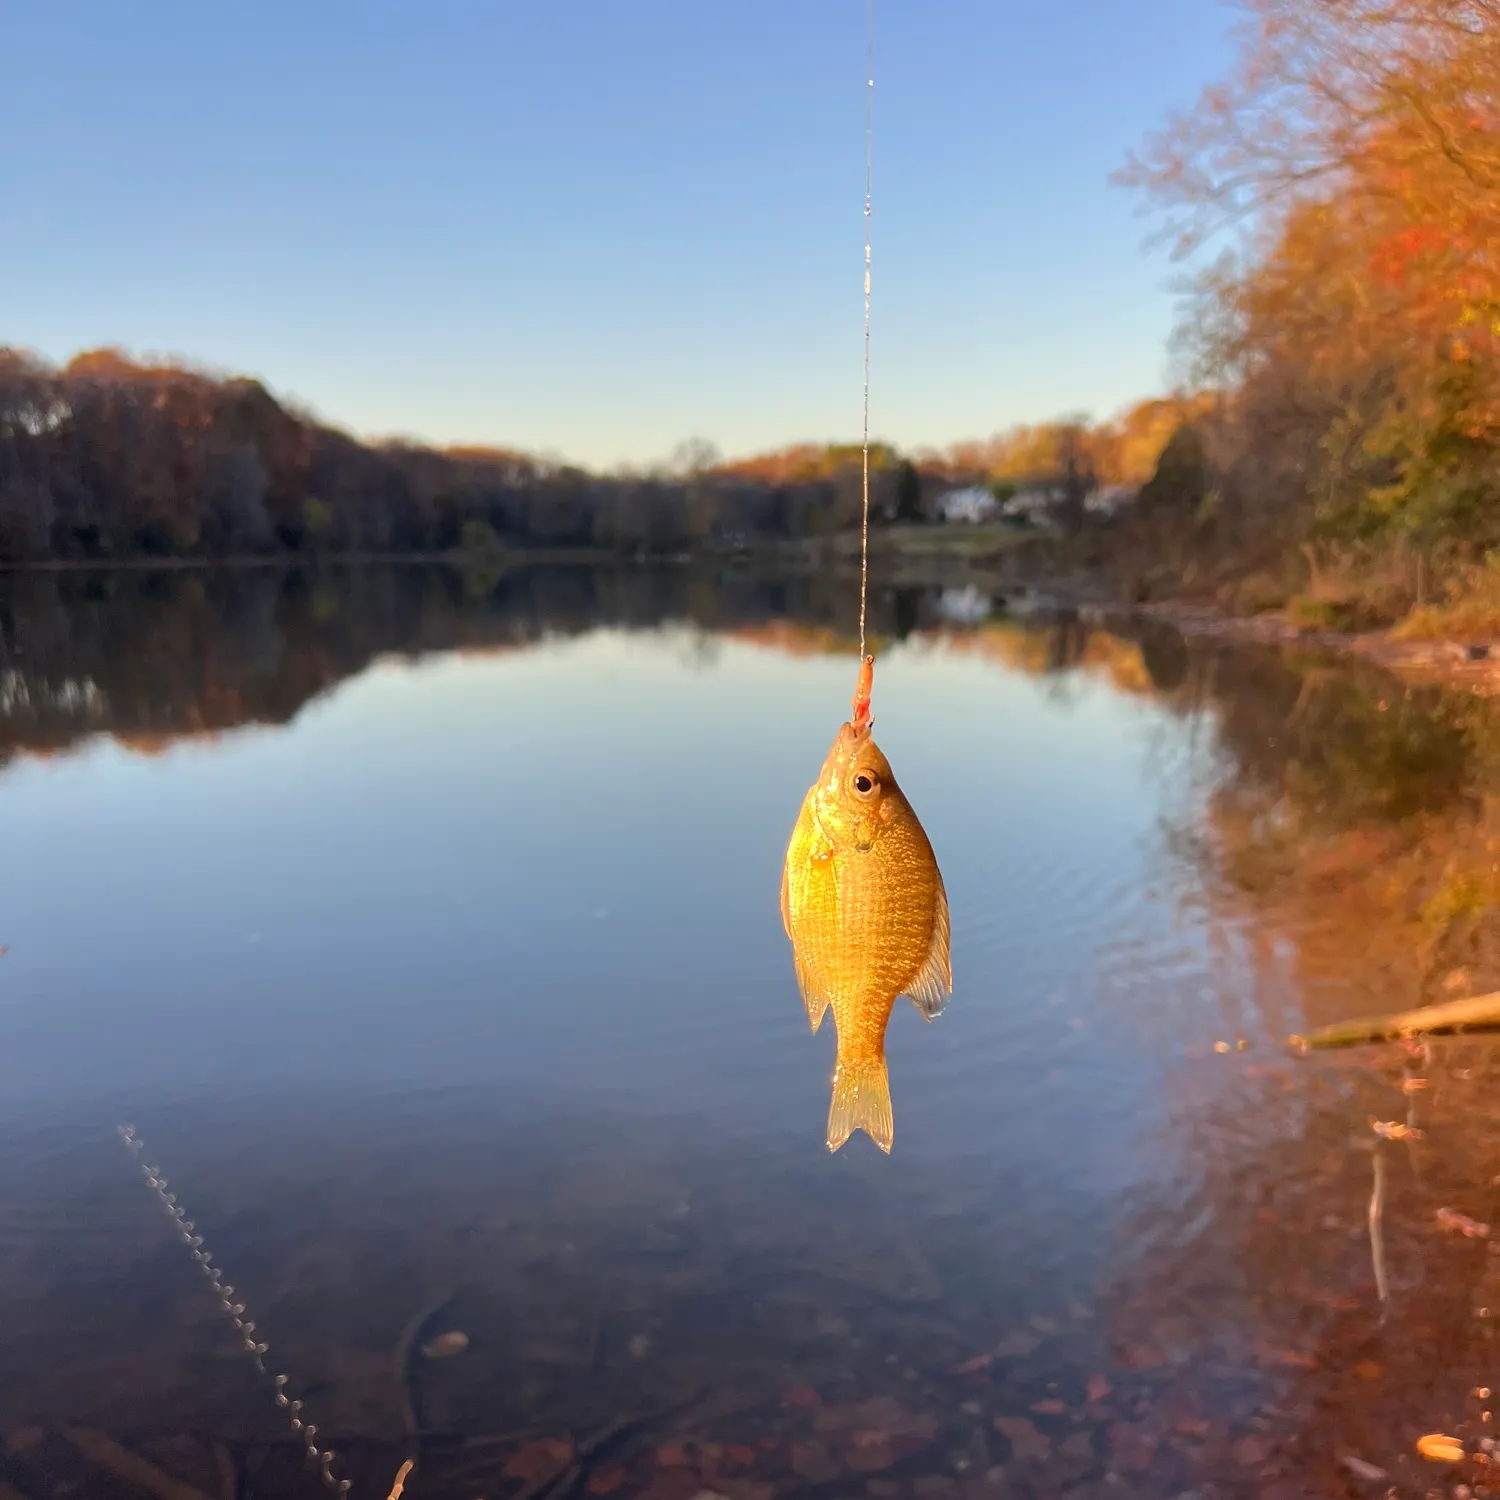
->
[638,1474,700,1500]
[1085,1375,1112,1403]
[789,1442,837,1482]
[844,1433,898,1473]
[716,1483,775,1500]
[1340,1455,1387,1482]
[994,1417,1050,1462]
[1232,1434,1271,1467]
[953,1354,993,1375]
[1029,1399,1066,1415]
[1252,1340,1317,1370]
[421,1330,469,1359]
[1417,1433,1464,1463]
[994,1331,1042,1358]
[1054,1430,1095,1481]
[1306,1288,1361,1311]
[506,1437,574,1481]
[912,1477,957,1499]
[1353,1361,1383,1381]
[1106,1421,1155,1472]
[587,1466,627,1496]
[1437,1207,1490,1239]
[656,1443,693,1469]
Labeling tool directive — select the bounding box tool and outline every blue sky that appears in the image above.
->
[1,1,1233,469]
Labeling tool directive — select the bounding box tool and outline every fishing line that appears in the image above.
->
[859,0,874,663]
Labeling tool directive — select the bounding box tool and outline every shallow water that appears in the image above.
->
[1,565,1499,1499]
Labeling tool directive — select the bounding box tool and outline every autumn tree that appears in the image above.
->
[1120,0,1500,588]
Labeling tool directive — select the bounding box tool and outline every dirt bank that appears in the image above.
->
[1127,599,1500,696]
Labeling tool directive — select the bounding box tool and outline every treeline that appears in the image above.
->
[0,348,934,562]
[913,396,1213,490]
[1116,0,1500,625]
[0,565,987,764]
[0,348,932,563]
[0,347,1205,566]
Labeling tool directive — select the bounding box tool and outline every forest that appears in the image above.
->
[1113,0,1500,633]
[0,345,1199,566]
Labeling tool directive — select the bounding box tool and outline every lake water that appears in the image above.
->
[1,565,1499,1500]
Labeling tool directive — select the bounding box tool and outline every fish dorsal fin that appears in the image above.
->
[905,876,952,1021]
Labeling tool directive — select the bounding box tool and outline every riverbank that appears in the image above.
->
[1114,598,1500,696]
[0,523,1033,589]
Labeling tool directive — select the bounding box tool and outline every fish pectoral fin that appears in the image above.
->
[792,952,832,1032]
[905,877,953,1022]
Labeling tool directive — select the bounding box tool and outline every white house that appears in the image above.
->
[935,484,999,523]
[1000,485,1059,522]
[1085,483,1139,517]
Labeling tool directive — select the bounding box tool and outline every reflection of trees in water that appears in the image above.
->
[1044,627,1500,1488]
[0,569,942,766]
[9,570,1478,856]
[940,611,1500,1484]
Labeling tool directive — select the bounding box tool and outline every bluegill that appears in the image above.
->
[780,657,950,1153]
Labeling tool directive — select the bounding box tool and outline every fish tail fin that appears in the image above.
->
[826,1050,893,1155]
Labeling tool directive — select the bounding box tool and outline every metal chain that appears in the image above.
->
[118,1124,353,1496]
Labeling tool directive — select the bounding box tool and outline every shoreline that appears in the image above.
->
[8,544,1500,697]
[1121,597,1500,697]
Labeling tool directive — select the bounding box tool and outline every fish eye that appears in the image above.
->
[852,770,878,797]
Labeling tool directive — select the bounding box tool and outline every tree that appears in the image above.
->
[894,461,923,522]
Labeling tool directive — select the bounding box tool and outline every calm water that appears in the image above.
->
[1,565,1499,1500]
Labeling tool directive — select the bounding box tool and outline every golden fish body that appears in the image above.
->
[780,718,951,1153]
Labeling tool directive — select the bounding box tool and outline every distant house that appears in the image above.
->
[1086,483,1138,517]
[935,585,994,624]
[999,485,1060,523]
[935,484,999,523]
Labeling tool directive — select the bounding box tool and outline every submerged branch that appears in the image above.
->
[1292,989,1500,1049]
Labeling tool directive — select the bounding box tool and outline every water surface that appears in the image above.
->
[0,566,1496,1500]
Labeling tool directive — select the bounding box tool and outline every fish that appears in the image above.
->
[780,656,950,1153]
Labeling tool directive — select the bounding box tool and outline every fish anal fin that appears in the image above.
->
[827,1052,893,1154]
[794,953,832,1032]
[905,878,953,1021]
